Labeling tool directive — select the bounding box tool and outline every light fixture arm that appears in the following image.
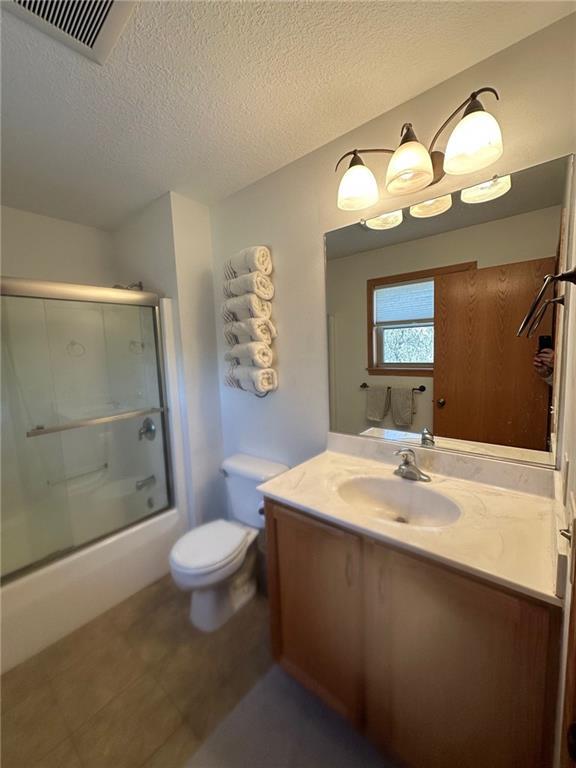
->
[428,86,500,153]
[335,147,395,172]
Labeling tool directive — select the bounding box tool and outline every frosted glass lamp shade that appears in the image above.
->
[337,163,379,211]
[410,194,452,219]
[364,210,403,230]
[444,110,503,175]
[385,141,434,195]
[461,174,511,204]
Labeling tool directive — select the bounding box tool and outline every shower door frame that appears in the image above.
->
[0,276,175,581]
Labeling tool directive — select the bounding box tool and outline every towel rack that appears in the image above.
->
[517,267,576,337]
[360,383,426,393]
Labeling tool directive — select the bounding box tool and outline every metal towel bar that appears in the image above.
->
[360,383,426,393]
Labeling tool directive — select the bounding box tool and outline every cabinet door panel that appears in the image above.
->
[365,542,556,768]
[267,503,363,723]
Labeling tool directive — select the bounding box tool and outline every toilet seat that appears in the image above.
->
[170,520,257,589]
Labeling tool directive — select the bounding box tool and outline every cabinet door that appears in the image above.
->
[365,541,559,768]
[266,502,363,724]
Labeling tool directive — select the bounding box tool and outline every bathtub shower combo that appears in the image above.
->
[0,278,173,582]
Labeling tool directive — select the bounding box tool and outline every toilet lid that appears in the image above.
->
[170,520,251,574]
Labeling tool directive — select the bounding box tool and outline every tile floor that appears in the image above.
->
[1,576,272,768]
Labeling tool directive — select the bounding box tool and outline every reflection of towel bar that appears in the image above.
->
[360,383,426,393]
[517,267,576,337]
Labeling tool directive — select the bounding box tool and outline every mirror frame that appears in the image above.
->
[323,154,575,469]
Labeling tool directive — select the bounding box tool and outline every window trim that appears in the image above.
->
[366,262,476,376]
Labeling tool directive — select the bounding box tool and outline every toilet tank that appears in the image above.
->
[222,453,288,529]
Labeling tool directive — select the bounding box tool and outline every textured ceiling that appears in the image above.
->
[2,1,575,230]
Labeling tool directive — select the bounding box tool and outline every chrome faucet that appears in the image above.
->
[136,474,156,491]
[421,427,435,447]
[393,448,431,482]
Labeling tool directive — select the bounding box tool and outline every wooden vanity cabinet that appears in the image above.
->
[266,500,561,768]
[365,540,559,768]
[266,501,363,724]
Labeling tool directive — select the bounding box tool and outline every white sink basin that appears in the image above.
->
[337,476,461,528]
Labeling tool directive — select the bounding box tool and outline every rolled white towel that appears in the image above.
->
[226,364,278,394]
[224,246,272,279]
[221,294,272,322]
[224,318,277,345]
[223,272,274,301]
[224,342,273,369]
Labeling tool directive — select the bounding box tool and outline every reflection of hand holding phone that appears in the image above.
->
[538,335,553,352]
[533,336,554,381]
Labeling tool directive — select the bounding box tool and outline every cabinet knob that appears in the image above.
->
[436,397,446,408]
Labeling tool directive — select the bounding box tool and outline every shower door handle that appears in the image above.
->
[26,407,163,437]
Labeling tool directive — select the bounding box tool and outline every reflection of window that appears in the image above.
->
[372,280,434,370]
[367,263,476,374]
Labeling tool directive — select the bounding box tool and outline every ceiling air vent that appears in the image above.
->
[6,0,136,64]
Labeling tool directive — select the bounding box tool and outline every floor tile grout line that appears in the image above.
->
[63,669,151,739]
[134,717,187,768]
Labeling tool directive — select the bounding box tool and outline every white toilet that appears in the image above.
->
[169,453,288,632]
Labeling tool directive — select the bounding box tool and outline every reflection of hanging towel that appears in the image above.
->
[391,388,414,427]
[366,387,390,422]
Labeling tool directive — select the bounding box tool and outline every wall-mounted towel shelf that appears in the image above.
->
[360,383,426,393]
[222,246,278,397]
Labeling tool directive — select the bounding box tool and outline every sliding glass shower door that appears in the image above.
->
[1,283,172,580]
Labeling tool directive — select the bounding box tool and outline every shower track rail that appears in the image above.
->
[26,407,164,438]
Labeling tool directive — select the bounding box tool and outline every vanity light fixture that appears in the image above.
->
[460,174,512,204]
[409,194,453,219]
[385,124,434,195]
[362,209,403,230]
[336,151,379,210]
[443,94,503,175]
[335,86,502,211]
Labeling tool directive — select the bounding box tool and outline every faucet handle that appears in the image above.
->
[394,448,415,463]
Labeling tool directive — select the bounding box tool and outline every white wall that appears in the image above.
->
[111,194,178,298]
[211,17,576,473]
[169,193,226,524]
[327,206,562,437]
[112,193,226,527]
[1,205,115,286]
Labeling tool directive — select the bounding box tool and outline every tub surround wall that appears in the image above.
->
[211,17,576,478]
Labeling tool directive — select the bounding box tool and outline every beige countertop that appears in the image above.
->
[259,450,561,607]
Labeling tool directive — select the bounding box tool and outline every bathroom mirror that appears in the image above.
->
[325,155,573,466]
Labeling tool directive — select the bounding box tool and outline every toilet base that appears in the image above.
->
[189,546,257,632]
